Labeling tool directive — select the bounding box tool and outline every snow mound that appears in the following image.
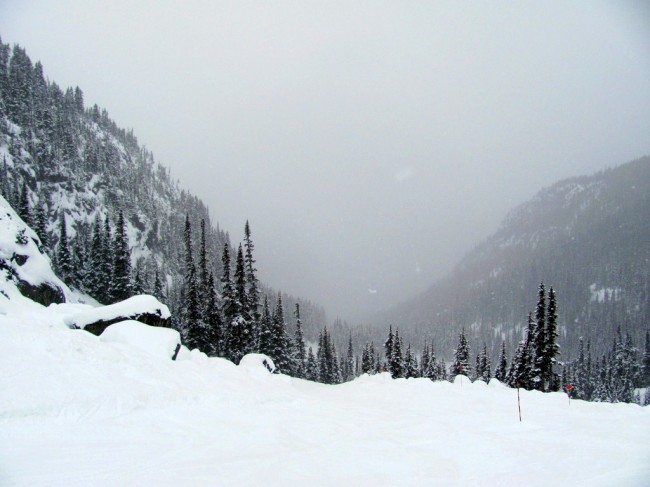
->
[65,294,171,334]
[239,353,276,373]
[453,374,471,385]
[0,195,70,307]
[99,320,181,360]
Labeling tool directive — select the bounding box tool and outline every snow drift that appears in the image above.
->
[0,297,648,487]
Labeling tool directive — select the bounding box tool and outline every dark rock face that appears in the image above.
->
[16,279,66,306]
[77,311,171,336]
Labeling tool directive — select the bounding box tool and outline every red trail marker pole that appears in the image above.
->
[566,383,574,406]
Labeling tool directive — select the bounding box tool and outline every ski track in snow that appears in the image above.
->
[1,302,649,487]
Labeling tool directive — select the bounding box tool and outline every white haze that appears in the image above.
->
[2,1,650,321]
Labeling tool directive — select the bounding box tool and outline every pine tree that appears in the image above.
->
[361,342,375,374]
[506,317,534,389]
[100,214,113,303]
[423,343,438,381]
[384,325,394,368]
[258,295,274,358]
[494,341,508,383]
[450,328,471,378]
[244,221,261,342]
[390,329,404,379]
[271,293,291,373]
[642,330,650,387]
[205,273,223,357]
[233,244,252,355]
[87,213,105,300]
[420,343,430,378]
[110,210,132,303]
[55,212,73,282]
[479,343,491,382]
[404,344,418,379]
[153,266,166,302]
[541,286,560,391]
[198,219,210,313]
[18,180,31,227]
[35,202,49,250]
[344,333,355,381]
[306,346,319,381]
[531,282,545,390]
[293,303,306,378]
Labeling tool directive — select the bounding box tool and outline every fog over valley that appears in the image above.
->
[2,1,649,321]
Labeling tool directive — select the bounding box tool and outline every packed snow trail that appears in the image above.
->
[1,302,649,486]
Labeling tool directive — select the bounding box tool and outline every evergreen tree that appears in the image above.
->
[479,343,491,382]
[506,317,534,389]
[404,344,418,379]
[258,295,274,358]
[361,342,375,374]
[35,202,49,250]
[205,273,223,357]
[271,293,291,373]
[450,328,471,378]
[390,329,404,379]
[87,214,105,301]
[110,210,132,303]
[198,219,210,313]
[531,282,546,390]
[541,286,560,391]
[100,214,113,303]
[293,303,306,378]
[243,221,261,342]
[234,244,252,354]
[153,266,166,302]
[18,180,31,227]
[420,343,430,378]
[317,326,340,384]
[642,330,650,387]
[494,341,508,383]
[423,343,438,381]
[344,333,355,382]
[384,325,394,368]
[306,346,319,382]
[55,212,73,282]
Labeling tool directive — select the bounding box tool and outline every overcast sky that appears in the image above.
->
[2,1,649,321]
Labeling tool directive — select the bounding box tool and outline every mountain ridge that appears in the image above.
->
[371,157,650,360]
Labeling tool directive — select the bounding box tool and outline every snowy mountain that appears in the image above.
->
[0,38,326,339]
[373,158,650,360]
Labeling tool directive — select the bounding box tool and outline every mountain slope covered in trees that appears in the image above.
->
[0,38,326,343]
[373,157,650,361]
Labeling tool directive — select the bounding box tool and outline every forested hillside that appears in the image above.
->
[0,38,326,344]
[373,158,650,361]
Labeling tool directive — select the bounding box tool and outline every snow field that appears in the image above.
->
[1,302,649,487]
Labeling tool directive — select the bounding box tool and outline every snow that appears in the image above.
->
[238,353,276,374]
[1,300,649,486]
[65,294,170,329]
[589,283,622,303]
[0,195,71,302]
[99,320,180,360]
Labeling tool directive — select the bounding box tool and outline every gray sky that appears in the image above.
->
[2,1,650,321]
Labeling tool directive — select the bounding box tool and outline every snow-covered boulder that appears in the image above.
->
[65,294,171,335]
[99,320,181,360]
[0,195,69,307]
[239,353,276,374]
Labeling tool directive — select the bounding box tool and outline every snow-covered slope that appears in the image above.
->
[0,194,71,308]
[1,298,648,486]
[375,158,650,359]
